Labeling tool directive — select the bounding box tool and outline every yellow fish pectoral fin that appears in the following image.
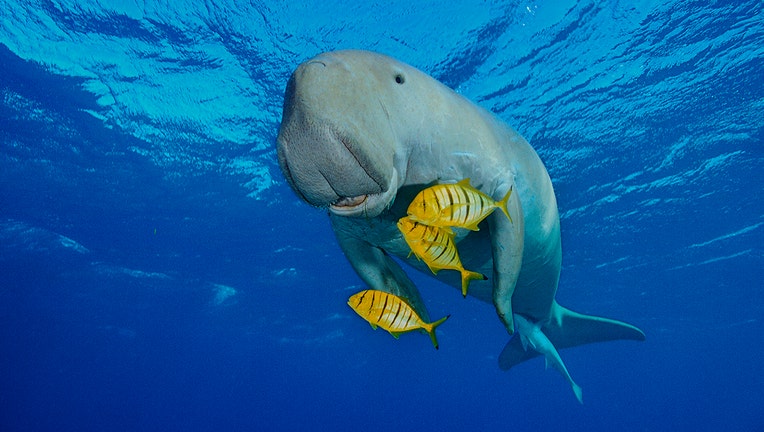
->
[369,323,378,330]
[425,263,441,275]
[436,224,455,235]
[437,205,478,231]
[438,202,467,214]
[409,245,444,275]
[409,250,427,264]
[389,332,401,339]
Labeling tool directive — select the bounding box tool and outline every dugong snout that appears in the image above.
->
[277,52,400,216]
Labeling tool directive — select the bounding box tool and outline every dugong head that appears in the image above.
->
[277,50,414,217]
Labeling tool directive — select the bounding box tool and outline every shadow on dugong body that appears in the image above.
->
[276,50,645,402]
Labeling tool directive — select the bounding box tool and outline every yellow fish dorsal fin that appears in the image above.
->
[456,178,484,197]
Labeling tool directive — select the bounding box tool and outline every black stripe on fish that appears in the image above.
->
[459,187,470,226]
[431,237,450,262]
[368,291,378,315]
[391,299,403,328]
[405,220,418,234]
[400,306,412,329]
[442,243,457,267]
[378,293,389,323]
[423,236,437,256]
[356,290,368,308]
[478,193,488,218]
[445,187,454,210]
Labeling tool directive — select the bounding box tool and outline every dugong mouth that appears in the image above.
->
[331,195,368,209]
[328,169,399,217]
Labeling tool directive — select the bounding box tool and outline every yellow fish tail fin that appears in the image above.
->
[423,314,451,350]
[497,184,513,223]
[460,270,488,297]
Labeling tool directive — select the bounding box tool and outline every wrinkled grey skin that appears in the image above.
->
[277,50,644,374]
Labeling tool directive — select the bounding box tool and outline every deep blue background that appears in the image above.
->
[1,1,762,431]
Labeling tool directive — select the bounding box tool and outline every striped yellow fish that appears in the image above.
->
[348,289,450,349]
[397,216,486,297]
[407,178,513,231]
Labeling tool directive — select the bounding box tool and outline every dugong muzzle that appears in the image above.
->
[277,54,398,217]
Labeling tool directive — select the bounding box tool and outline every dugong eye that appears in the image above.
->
[394,74,405,84]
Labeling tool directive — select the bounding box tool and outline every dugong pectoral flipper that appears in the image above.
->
[331,213,432,321]
[499,303,646,371]
[488,182,525,334]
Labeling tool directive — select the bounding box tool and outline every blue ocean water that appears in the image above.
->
[1,0,762,430]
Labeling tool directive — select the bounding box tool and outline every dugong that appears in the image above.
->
[276,50,644,398]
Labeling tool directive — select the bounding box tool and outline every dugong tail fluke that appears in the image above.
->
[502,305,645,402]
[500,303,646,370]
[512,313,585,404]
[542,351,584,405]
